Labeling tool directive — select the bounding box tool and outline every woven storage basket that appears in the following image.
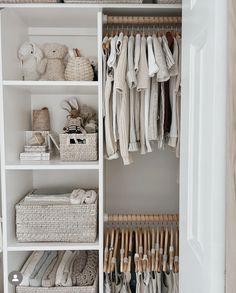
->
[64,0,142,2]
[16,274,98,293]
[156,0,181,3]
[16,195,97,243]
[65,57,94,81]
[0,0,59,2]
[60,133,98,161]
[32,108,50,131]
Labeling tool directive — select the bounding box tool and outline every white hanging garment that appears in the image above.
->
[134,33,141,73]
[114,35,133,165]
[152,34,170,82]
[149,77,159,141]
[104,72,119,160]
[168,76,178,148]
[155,272,162,293]
[108,35,118,69]
[137,36,151,154]
[173,273,179,293]
[127,35,139,152]
[157,83,165,149]
[127,35,137,89]
[134,90,141,143]
[116,32,124,55]
[164,272,174,293]
[161,35,175,71]
[169,37,179,77]
[147,35,159,77]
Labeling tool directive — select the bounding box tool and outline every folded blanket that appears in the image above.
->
[29,251,57,287]
[72,251,88,286]
[42,251,65,287]
[20,251,45,286]
[70,189,97,204]
[75,251,98,286]
[55,251,77,287]
[24,193,71,204]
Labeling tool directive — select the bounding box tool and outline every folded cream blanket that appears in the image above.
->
[29,251,57,287]
[70,189,97,204]
[20,251,45,286]
[55,251,77,287]
[42,251,65,287]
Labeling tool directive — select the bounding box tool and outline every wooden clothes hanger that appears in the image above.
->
[111,228,120,273]
[135,227,139,273]
[158,227,164,273]
[120,227,125,273]
[169,226,174,271]
[104,229,110,273]
[124,227,129,273]
[174,228,179,273]
[163,227,169,273]
[143,227,148,272]
[128,228,133,273]
[155,227,160,273]
[151,228,155,272]
[138,228,143,273]
[108,227,115,274]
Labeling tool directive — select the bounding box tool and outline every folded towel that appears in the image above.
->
[41,256,58,287]
[72,251,88,286]
[42,251,65,287]
[29,251,57,287]
[20,251,45,286]
[55,251,77,287]
[70,189,97,204]
[24,193,71,204]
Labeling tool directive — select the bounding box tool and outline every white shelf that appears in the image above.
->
[8,239,100,251]
[3,80,98,95]
[5,159,99,170]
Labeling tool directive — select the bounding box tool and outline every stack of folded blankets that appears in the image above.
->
[19,250,98,288]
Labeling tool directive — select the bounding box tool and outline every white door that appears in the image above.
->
[180,0,227,292]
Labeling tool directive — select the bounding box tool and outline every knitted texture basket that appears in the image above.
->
[16,196,97,243]
[65,57,94,81]
[64,0,142,2]
[0,0,59,3]
[60,133,98,161]
[32,108,50,131]
[16,275,98,293]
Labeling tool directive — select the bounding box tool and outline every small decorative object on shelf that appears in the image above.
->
[16,188,98,242]
[37,43,68,81]
[65,49,94,81]
[20,131,52,161]
[60,97,98,161]
[18,42,43,81]
[32,107,50,131]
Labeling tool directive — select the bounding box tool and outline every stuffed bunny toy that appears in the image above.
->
[61,97,85,134]
[18,42,43,81]
[61,97,97,134]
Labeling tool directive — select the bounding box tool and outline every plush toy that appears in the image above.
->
[18,42,43,81]
[61,97,98,134]
[38,43,68,81]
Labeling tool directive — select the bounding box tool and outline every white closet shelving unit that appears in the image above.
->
[0,1,227,293]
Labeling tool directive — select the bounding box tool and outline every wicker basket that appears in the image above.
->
[32,108,50,131]
[16,275,98,293]
[65,57,94,81]
[64,0,142,2]
[60,133,98,161]
[16,194,97,243]
[0,0,59,2]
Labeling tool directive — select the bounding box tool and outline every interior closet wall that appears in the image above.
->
[226,0,236,291]
[105,149,179,214]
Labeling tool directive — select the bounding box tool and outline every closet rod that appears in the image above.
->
[104,214,179,223]
[103,15,182,25]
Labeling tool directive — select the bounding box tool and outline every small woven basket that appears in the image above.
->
[16,274,98,293]
[60,133,98,161]
[65,57,94,81]
[32,108,50,131]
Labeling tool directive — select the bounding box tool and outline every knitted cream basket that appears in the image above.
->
[65,57,94,81]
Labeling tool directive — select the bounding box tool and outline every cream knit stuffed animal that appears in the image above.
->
[38,43,68,81]
[18,42,43,81]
